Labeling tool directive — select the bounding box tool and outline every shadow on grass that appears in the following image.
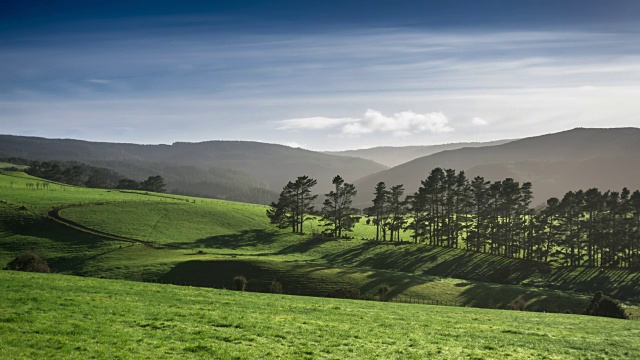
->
[157,258,598,313]
[542,266,640,300]
[458,282,594,314]
[274,236,335,255]
[166,229,281,250]
[320,241,539,283]
[1,212,130,273]
[158,258,431,298]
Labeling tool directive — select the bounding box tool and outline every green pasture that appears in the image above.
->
[0,162,28,170]
[2,271,639,359]
[2,170,640,315]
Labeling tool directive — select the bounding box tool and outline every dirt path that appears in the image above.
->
[47,206,159,248]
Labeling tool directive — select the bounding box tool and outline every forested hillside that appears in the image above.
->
[327,139,513,167]
[354,127,640,206]
[0,136,387,204]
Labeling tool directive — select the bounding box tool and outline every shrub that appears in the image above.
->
[232,275,247,291]
[5,252,51,273]
[377,284,390,302]
[585,291,629,319]
[268,279,283,294]
[327,287,361,300]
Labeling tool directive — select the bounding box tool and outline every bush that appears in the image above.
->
[5,252,51,273]
[377,284,390,302]
[585,291,629,319]
[327,287,361,300]
[232,275,247,291]
[268,279,283,294]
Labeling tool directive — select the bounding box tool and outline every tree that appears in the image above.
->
[321,175,359,238]
[405,186,429,243]
[140,175,166,192]
[585,291,629,319]
[293,176,318,234]
[267,185,296,231]
[117,178,141,190]
[469,176,490,252]
[366,182,390,241]
[266,176,317,233]
[386,184,406,242]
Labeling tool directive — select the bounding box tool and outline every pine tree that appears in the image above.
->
[366,182,390,241]
[266,176,317,233]
[321,175,359,238]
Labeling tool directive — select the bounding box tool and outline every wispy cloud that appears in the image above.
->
[275,117,356,130]
[3,21,640,150]
[87,78,110,84]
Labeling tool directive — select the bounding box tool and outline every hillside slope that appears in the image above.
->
[354,127,640,206]
[3,170,640,308]
[0,135,387,201]
[327,139,513,167]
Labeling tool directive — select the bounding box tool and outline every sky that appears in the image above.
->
[2,1,640,151]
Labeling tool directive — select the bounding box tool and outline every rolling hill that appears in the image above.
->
[353,127,640,206]
[0,135,387,203]
[327,139,514,167]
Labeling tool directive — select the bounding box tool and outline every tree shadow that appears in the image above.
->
[541,267,640,300]
[48,243,136,273]
[456,283,590,313]
[157,258,433,299]
[320,241,453,273]
[166,229,281,250]
[274,236,334,255]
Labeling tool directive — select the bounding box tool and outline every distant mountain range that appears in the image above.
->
[326,139,514,167]
[3,127,639,207]
[353,127,640,207]
[0,135,387,204]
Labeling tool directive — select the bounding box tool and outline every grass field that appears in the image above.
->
[2,170,639,316]
[0,162,28,170]
[2,271,639,359]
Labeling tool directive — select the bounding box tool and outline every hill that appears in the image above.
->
[0,135,387,203]
[327,139,513,167]
[353,127,640,206]
[3,170,640,313]
[3,272,639,359]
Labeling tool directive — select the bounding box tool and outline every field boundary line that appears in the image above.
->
[47,205,158,248]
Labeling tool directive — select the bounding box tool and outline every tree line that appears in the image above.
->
[8,159,167,193]
[267,175,360,237]
[268,168,640,269]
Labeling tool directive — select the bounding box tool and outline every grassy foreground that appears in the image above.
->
[2,271,639,359]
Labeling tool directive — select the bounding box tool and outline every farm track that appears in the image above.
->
[47,206,159,248]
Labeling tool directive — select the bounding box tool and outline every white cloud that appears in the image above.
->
[471,117,488,126]
[277,109,453,137]
[343,109,453,136]
[275,116,356,130]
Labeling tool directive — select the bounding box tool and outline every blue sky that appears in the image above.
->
[2,1,640,150]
